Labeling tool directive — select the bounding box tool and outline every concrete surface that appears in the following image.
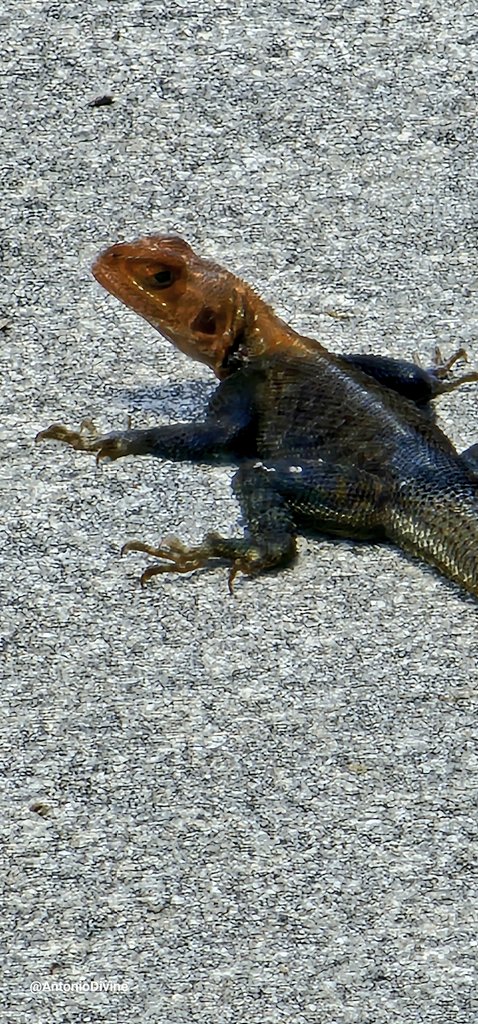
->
[2,1,478,1021]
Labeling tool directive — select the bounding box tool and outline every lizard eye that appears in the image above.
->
[152,269,174,288]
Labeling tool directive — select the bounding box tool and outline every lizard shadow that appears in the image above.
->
[114,381,214,420]
[299,532,477,606]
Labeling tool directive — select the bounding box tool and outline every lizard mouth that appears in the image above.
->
[221,325,247,374]
[218,294,249,376]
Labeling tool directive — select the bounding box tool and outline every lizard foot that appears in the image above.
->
[121,536,213,587]
[36,420,141,463]
[121,532,268,592]
[35,419,101,451]
[427,346,478,394]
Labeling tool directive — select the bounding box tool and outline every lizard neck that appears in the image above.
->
[240,284,328,364]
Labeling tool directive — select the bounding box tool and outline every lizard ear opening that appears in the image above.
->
[191,306,217,336]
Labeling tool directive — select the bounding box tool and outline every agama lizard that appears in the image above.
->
[37,234,478,597]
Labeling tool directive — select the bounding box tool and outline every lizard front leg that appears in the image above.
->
[36,420,235,464]
[36,419,115,457]
[341,348,478,406]
[36,367,255,463]
[36,420,165,464]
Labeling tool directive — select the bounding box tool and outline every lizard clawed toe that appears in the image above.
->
[36,419,138,462]
[427,346,478,393]
[121,536,212,587]
[227,559,257,594]
[94,434,131,464]
[35,420,100,451]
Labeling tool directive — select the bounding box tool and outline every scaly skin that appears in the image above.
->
[37,234,478,596]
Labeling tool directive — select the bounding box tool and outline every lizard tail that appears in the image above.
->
[387,484,478,598]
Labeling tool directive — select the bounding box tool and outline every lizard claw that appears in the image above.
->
[94,433,132,464]
[227,554,264,594]
[227,561,247,594]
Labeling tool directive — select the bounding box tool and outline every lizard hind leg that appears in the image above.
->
[121,462,299,591]
[121,530,296,592]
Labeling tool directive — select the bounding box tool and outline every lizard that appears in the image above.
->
[36,234,478,597]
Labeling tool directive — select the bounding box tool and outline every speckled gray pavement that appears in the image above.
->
[2,2,478,1022]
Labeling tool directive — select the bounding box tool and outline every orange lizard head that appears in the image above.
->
[92,234,255,379]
